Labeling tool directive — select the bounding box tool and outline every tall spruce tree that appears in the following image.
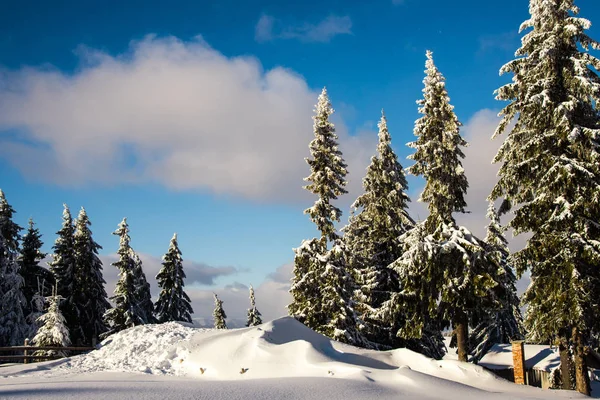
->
[0,190,22,256]
[490,0,600,394]
[0,190,27,346]
[387,51,498,362]
[343,111,414,349]
[48,204,78,344]
[469,202,524,362]
[302,87,349,243]
[316,239,363,345]
[155,234,193,323]
[213,293,227,329]
[19,218,52,318]
[132,253,155,324]
[246,286,262,327]
[288,238,326,328]
[103,218,145,337]
[72,207,110,346]
[288,88,361,345]
[0,235,27,346]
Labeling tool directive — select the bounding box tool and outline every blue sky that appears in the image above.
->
[1,0,599,321]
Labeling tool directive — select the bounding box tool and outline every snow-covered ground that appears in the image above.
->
[0,317,595,399]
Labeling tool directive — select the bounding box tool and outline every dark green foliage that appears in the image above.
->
[72,208,110,345]
[103,218,146,338]
[155,234,193,323]
[48,204,78,342]
[213,293,227,329]
[19,218,53,317]
[490,0,600,349]
[303,88,349,242]
[246,286,262,327]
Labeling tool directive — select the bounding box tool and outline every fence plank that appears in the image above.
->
[0,346,94,352]
[0,355,62,360]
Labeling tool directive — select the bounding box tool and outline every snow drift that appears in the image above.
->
[0,317,593,399]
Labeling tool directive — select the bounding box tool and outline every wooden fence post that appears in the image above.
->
[23,339,29,364]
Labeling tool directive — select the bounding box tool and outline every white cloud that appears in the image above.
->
[255,15,276,42]
[255,14,352,43]
[0,35,370,204]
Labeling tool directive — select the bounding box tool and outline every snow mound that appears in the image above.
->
[1,318,586,399]
[57,322,201,375]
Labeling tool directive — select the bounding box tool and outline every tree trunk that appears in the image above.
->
[455,311,468,362]
[559,337,573,390]
[572,327,590,396]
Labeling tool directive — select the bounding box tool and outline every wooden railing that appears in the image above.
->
[0,340,94,365]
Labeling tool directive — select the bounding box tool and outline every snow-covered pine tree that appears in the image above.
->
[25,290,46,339]
[288,238,326,328]
[469,202,524,363]
[246,286,262,327]
[154,233,193,323]
[375,222,446,359]
[213,293,227,329]
[48,204,78,342]
[19,218,52,318]
[0,189,22,256]
[132,253,155,324]
[303,87,349,243]
[316,239,363,345]
[0,190,27,347]
[0,189,22,304]
[72,207,110,346]
[490,0,600,394]
[32,289,70,358]
[289,88,360,345]
[0,235,28,347]
[343,111,414,349]
[388,51,498,362]
[103,218,145,338]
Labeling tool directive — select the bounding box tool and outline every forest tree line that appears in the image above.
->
[0,195,263,353]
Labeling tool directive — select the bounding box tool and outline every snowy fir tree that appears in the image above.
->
[0,235,28,347]
[490,0,600,394]
[19,218,53,318]
[246,286,262,327]
[374,223,446,359]
[25,291,46,339]
[72,207,110,346]
[32,289,70,358]
[155,234,193,323]
[132,253,155,324]
[343,111,414,349]
[302,87,349,243]
[48,204,78,341]
[314,240,363,345]
[0,189,22,256]
[213,293,227,329]
[288,238,326,328]
[289,88,361,345]
[0,191,27,347]
[387,51,499,362]
[469,202,524,363]
[103,218,146,338]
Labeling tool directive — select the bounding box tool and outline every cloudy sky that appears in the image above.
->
[1,0,598,323]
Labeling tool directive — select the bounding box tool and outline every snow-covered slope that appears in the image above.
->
[0,317,593,399]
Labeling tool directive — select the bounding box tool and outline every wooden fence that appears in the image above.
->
[0,340,94,365]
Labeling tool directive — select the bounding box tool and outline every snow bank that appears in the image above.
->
[0,317,591,399]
